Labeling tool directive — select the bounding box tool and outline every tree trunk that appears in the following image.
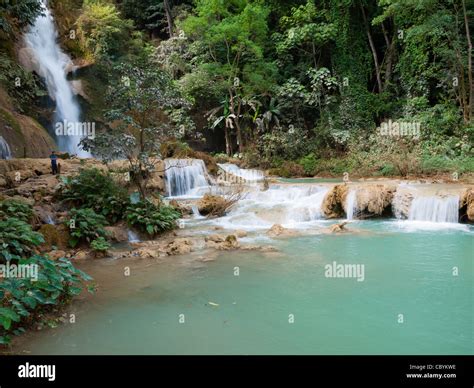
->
[224,126,232,156]
[360,4,383,93]
[164,0,174,38]
[462,0,472,122]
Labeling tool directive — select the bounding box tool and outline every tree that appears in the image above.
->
[81,60,187,199]
[178,0,276,154]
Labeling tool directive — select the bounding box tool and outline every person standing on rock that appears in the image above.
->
[50,151,58,175]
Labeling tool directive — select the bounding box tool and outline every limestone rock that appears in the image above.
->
[266,224,297,237]
[104,225,129,242]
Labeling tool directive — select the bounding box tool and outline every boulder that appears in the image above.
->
[198,194,228,216]
[234,230,248,238]
[322,185,348,219]
[104,225,129,242]
[165,238,193,255]
[461,188,474,222]
[266,224,297,237]
[46,250,66,261]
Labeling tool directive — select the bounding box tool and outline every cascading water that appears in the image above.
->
[345,190,357,220]
[25,0,89,157]
[217,163,264,183]
[127,230,141,243]
[212,185,330,229]
[164,159,210,197]
[408,196,459,223]
[0,136,12,159]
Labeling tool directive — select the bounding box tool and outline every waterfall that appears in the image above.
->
[164,159,210,197]
[217,163,264,183]
[25,0,89,157]
[408,196,459,223]
[212,185,329,229]
[0,136,12,159]
[345,190,357,220]
[127,229,141,243]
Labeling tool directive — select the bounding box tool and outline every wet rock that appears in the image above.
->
[355,184,396,217]
[166,238,193,255]
[104,225,128,242]
[234,230,248,238]
[460,188,474,222]
[329,222,349,233]
[266,224,297,237]
[46,250,66,261]
[73,250,89,261]
[205,234,240,250]
[38,224,70,251]
[198,194,228,216]
[322,185,348,219]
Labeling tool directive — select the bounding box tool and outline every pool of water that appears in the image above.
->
[13,220,473,355]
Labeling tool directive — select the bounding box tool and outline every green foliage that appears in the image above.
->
[76,0,135,62]
[90,237,111,253]
[126,201,180,236]
[0,53,48,112]
[0,255,92,344]
[0,0,42,33]
[0,218,44,262]
[60,168,129,223]
[298,153,318,176]
[65,208,109,248]
[0,199,34,223]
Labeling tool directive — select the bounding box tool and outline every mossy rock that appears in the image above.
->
[38,224,70,252]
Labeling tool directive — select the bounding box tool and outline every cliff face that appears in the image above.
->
[0,88,56,158]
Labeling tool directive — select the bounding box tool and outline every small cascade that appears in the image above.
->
[212,185,329,229]
[0,136,12,159]
[408,196,459,223]
[217,163,264,183]
[345,190,357,220]
[191,205,204,219]
[164,159,210,197]
[127,230,141,243]
[46,215,55,225]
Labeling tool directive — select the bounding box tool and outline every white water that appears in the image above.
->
[408,196,459,223]
[164,159,210,198]
[127,230,141,243]
[217,163,264,183]
[210,185,330,230]
[345,190,357,220]
[25,0,88,157]
[0,136,12,159]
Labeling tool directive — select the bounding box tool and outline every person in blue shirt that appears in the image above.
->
[50,151,58,175]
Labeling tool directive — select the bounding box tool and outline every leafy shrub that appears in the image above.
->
[0,199,34,223]
[0,255,92,345]
[298,153,318,176]
[60,168,129,223]
[379,163,397,176]
[90,237,111,254]
[0,218,44,262]
[126,201,180,236]
[65,208,109,248]
[268,161,304,178]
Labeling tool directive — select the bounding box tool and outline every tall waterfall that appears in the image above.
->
[345,189,357,220]
[0,137,12,159]
[25,0,89,157]
[164,159,210,197]
[408,196,459,223]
